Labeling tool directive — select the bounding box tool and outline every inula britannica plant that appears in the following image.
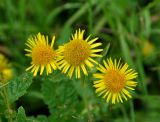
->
[1,1,160,121]
[25,33,58,76]
[24,29,138,105]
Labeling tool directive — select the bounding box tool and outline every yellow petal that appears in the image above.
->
[81,64,88,75]
[68,66,75,78]
[88,57,98,64]
[85,60,93,69]
[77,66,80,78]
[40,65,44,75]
[51,36,55,47]
[33,66,39,76]
[26,65,34,71]
[85,35,91,42]
[90,54,102,57]
[50,62,57,70]
[88,38,98,45]
[106,92,112,103]
[90,43,102,49]
[91,49,103,53]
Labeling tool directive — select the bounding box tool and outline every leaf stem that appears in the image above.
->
[119,104,129,122]
[72,77,94,122]
[2,87,13,122]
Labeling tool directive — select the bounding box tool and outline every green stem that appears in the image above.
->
[65,0,97,27]
[119,104,129,122]
[133,43,148,95]
[87,0,93,34]
[2,87,13,122]
[73,78,94,122]
[82,76,94,122]
[82,81,94,122]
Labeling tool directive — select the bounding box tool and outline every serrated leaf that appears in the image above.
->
[7,73,33,103]
[41,71,83,121]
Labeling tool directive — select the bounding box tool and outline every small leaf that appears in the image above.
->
[16,106,27,122]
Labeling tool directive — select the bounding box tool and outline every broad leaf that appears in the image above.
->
[41,71,84,122]
[7,73,33,103]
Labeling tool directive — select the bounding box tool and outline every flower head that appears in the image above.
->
[57,29,103,78]
[25,33,58,76]
[0,53,13,82]
[93,58,138,104]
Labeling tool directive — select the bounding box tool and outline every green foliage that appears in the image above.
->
[7,73,33,103]
[41,71,85,122]
[0,0,160,122]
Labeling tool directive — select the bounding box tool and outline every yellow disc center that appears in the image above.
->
[104,70,125,93]
[64,39,91,65]
[32,44,55,65]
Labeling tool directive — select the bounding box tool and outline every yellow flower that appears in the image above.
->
[25,33,58,76]
[142,41,155,57]
[93,58,138,104]
[0,53,13,82]
[57,29,103,78]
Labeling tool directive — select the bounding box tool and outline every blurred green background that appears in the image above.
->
[0,0,160,122]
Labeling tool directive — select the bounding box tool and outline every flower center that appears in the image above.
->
[32,44,55,65]
[64,39,91,65]
[104,70,125,93]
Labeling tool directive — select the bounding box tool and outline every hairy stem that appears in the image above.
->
[2,87,13,122]
[81,76,94,122]
[73,77,94,122]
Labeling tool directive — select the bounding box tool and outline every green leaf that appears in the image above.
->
[16,106,27,122]
[41,71,83,121]
[56,25,72,45]
[7,73,33,103]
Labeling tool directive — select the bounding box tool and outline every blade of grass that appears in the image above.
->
[94,17,106,34]
[45,3,81,26]
[18,0,26,25]
[117,21,134,66]
[130,100,135,122]
[127,13,148,95]
[65,0,97,27]
[87,0,93,34]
